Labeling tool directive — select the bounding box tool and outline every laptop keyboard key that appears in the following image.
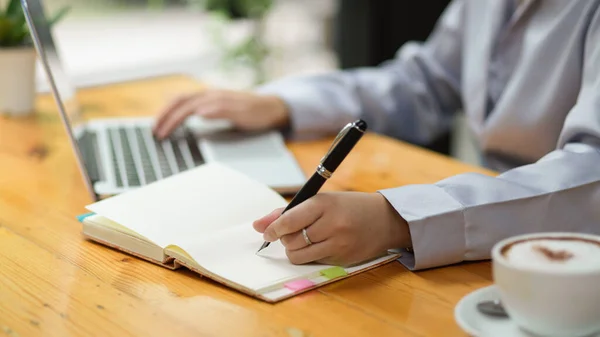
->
[171,142,188,172]
[108,132,124,188]
[118,128,141,187]
[153,138,173,178]
[134,128,157,184]
[185,130,205,166]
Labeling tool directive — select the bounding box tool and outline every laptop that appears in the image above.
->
[21,0,306,201]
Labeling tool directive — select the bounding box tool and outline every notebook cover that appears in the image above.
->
[82,232,400,302]
[82,232,180,270]
[173,253,400,303]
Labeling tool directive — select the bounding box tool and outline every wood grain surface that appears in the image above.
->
[0,76,496,337]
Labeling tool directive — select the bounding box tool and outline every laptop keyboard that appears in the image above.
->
[106,125,204,188]
[107,132,124,188]
[134,128,158,183]
[77,130,103,183]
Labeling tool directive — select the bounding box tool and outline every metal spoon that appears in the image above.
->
[477,299,509,318]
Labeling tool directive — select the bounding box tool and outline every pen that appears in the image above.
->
[257,119,368,253]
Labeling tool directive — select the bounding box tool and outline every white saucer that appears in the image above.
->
[455,285,600,337]
[454,285,519,336]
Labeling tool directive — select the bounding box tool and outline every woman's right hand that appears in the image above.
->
[152,89,291,140]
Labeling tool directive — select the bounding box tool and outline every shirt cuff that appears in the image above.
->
[378,184,466,270]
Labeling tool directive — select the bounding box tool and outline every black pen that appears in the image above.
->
[256,119,368,253]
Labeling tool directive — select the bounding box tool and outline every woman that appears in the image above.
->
[152,0,600,270]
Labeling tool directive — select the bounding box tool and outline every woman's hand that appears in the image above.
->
[253,192,412,266]
[152,89,290,140]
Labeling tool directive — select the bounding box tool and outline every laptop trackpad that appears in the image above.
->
[198,131,306,189]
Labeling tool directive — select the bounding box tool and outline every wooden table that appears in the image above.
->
[0,76,496,337]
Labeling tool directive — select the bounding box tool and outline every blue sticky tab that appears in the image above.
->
[76,212,95,222]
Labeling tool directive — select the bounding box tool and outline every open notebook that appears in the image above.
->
[80,163,400,302]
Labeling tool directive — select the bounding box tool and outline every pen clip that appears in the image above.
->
[320,122,353,164]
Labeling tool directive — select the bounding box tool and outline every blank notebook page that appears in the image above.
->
[86,163,288,248]
[178,222,330,291]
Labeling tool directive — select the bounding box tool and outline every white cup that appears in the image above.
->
[492,232,600,337]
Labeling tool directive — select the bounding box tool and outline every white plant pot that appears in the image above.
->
[0,47,36,116]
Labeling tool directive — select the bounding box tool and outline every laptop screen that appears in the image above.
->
[22,0,79,120]
[21,0,97,200]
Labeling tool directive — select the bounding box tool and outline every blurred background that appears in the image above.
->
[17,0,477,164]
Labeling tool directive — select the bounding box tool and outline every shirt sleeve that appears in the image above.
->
[255,0,464,145]
[379,8,600,271]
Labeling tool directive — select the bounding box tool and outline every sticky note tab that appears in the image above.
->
[76,212,95,222]
[320,266,348,279]
[310,276,329,284]
[284,279,314,291]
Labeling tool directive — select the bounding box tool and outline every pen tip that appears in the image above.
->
[257,242,269,254]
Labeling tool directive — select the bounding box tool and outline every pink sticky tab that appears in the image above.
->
[284,279,314,291]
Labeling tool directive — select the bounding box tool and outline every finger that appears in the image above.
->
[153,93,197,133]
[252,207,285,233]
[205,91,245,117]
[196,102,232,119]
[263,198,324,242]
[154,96,204,139]
[194,93,238,120]
[280,221,328,251]
[286,241,333,265]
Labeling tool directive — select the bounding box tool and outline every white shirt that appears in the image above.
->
[257,0,600,270]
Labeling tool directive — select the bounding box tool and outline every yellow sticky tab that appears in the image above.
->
[320,266,348,279]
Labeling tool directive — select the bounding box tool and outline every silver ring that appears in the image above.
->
[302,228,312,245]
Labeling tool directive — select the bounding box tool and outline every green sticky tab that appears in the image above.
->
[320,266,348,279]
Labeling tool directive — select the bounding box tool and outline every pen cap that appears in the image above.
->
[353,119,367,131]
[321,121,366,172]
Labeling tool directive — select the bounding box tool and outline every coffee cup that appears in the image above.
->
[492,232,600,337]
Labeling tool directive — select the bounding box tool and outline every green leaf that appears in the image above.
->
[191,0,272,19]
[0,16,27,47]
[8,25,28,45]
[5,0,22,17]
[3,0,26,45]
[6,0,25,25]
[0,17,12,46]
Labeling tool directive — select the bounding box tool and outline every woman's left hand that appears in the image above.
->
[252,192,412,266]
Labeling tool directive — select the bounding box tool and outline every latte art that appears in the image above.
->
[502,237,600,272]
[492,233,600,337]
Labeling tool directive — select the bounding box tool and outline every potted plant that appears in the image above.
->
[0,0,69,116]
[187,0,273,86]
